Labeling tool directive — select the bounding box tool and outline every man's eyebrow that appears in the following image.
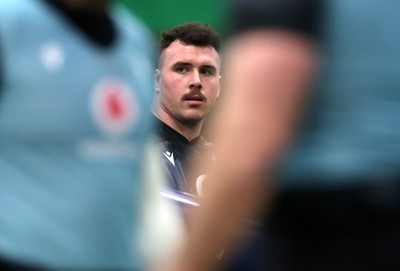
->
[201,65,217,70]
[172,62,192,67]
[171,62,217,71]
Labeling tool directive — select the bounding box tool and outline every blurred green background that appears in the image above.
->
[118,0,231,40]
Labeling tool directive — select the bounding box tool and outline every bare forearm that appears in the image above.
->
[176,31,318,271]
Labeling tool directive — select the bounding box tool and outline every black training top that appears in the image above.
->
[153,116,215,195]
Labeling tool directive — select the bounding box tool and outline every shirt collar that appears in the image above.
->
[153,115,201,145]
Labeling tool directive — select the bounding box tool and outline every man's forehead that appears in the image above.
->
[161,40,220,65]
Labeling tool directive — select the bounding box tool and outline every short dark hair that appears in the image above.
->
[159,22,221,53]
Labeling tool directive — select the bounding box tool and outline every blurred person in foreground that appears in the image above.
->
[173,0,400,270]
[152,22,221,196]
[0,0,169,270]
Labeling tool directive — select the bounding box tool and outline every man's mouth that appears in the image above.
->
[185,95,204,101]
[183,95,206,106]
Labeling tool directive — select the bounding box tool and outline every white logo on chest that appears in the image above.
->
[196,174,208,197]
[163,151,175,166]
[40,41,65,72]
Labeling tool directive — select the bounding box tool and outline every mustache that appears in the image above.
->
[181,91,207,102]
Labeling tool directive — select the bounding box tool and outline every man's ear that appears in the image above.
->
[216,75,222,98]
[154,69,161,93]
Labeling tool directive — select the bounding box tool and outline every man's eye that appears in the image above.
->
[175,67,188,73]
[201,68,215,76]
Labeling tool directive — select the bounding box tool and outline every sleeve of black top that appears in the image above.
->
[231,0,323,39]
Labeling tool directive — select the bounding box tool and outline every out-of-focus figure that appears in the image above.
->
[173,0,400,270]
[152,22,221,196]
[0,0,159,270]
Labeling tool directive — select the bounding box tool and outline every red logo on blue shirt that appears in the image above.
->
[91,78,139,137]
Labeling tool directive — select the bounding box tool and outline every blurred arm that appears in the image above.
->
[176,29,319,271]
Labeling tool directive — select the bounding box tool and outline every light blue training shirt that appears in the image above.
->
[0,0,155,269]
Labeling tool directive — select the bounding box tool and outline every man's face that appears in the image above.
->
[155,40,221,126]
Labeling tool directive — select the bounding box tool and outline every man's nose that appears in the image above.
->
[189,71,202,90]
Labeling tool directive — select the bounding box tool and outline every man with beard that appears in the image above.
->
[152,22,221,196]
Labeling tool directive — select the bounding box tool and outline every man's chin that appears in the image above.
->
[180,116,204,127]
